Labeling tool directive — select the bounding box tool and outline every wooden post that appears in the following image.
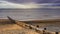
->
[36,25,39,28]
[43,28,47,34]
[55,32,58,34]
[29,26,32,29]
[44,28,46,30]
[43,30,45,34]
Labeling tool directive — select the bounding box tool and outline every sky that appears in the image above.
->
[0,0,60,9]
[3,0,60,3]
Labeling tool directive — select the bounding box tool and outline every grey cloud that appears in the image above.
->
[0,0,60,6]
[5,0,24,3]
[3,0,60,4]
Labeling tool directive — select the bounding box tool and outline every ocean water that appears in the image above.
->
[0,8,60,21]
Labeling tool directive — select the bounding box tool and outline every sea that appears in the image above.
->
[0,8,60,21]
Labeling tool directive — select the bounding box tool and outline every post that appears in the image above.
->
[44,28,46,30]
[36,25,39,28]
[29,26,32,29]
[43,28,47,34]
[55,32,58,34]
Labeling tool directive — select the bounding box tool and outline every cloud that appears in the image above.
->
[35,0,59,3]
[5,0,24,3]
[0,1,60,9]
[0,1,42,9]
[2,0,60,4]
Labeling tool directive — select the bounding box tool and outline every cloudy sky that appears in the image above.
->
[0,0,60,8]
[2,0,60,3]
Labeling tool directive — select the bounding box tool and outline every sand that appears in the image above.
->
[0,24,39,34]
